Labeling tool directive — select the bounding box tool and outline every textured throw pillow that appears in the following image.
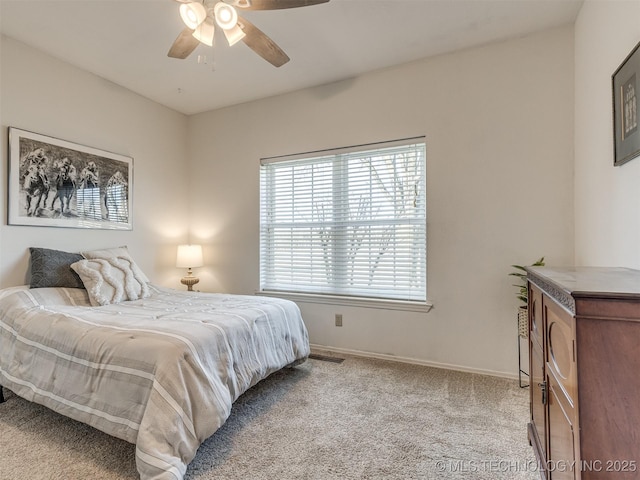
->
[71,257,150,306]
[81,246,150,283]
[29,247,85,289]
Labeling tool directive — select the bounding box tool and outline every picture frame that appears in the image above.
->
[613,40,640,167]
[8,127,133,230]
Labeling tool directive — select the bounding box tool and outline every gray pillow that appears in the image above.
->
[29,247,85,289]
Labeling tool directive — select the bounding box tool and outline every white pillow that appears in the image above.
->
[71,253,150,306]
[82,246,150,283]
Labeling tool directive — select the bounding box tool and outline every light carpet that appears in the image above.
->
[0,352,539,479]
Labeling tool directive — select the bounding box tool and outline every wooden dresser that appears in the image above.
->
[526,267,640,480]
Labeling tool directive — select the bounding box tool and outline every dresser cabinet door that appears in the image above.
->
[530,283,544,349]
[545,299,576,406]
[547,373,576,480]
[530,339,547,463]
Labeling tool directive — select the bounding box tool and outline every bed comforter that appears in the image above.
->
[0,285,309,479]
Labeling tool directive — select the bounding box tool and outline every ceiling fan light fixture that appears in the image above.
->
[214,2,239,30]
[231,0,252,7]
[192,19,215,46]
[179,2,207,29]
[223,23,246,46]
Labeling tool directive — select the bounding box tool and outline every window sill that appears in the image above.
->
[256,290,433,313]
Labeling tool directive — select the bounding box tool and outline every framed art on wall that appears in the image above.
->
[8,127,133,229]
[613,40,640,166]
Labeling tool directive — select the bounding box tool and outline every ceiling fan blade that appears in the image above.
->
[233,0,329,11]
[237,17,290,67]
[168,27,200,59]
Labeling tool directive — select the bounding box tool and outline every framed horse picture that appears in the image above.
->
[8,127,133,230]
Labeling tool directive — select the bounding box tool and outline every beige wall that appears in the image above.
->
[574,0,640,267]
[188,27,575,376]
[0,36,190,287]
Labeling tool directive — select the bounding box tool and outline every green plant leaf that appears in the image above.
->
[532,257,545,266]
[509,257,545,306]
[509,273,527,279]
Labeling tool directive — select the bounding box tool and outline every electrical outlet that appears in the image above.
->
[335,313,343,327]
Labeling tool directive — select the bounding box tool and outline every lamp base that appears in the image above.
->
[180,275,200,292]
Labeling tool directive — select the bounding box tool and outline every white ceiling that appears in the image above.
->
[0,0,583,115]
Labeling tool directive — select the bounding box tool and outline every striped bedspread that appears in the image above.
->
[0,285,309,479]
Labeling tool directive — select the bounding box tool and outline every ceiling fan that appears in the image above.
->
[168,0,330,67]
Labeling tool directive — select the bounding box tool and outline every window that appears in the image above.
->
[260,137,426,303]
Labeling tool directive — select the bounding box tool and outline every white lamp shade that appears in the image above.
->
[214,2,238,30]
[176,244,204,268]
[193,19,215,46]
[180,2,207,29]
[223,24,246,46]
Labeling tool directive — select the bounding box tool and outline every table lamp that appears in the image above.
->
[176,244,203,291]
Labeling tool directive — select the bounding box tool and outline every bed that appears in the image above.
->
[0,247,309,480]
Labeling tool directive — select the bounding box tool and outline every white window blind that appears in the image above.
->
[260,138,426,302]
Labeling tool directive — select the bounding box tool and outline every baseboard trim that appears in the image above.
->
[309,344,518,380]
